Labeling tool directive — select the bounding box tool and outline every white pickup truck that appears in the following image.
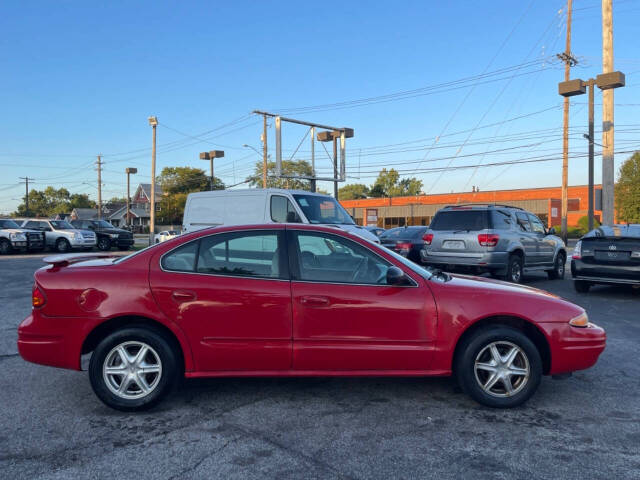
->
[0,218,46,254]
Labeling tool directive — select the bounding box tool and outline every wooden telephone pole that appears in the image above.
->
[601,0,615,225]
[262,114,268,188]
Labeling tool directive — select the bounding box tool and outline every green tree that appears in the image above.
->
[159,166,222,195]
[338,183,369,200]
[14,187,95,217]
[615,151,640,223]
[247,160,314,190]
[157,192,188,225]
[369,169,423,197]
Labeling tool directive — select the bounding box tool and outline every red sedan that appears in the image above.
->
[18,224,605,411]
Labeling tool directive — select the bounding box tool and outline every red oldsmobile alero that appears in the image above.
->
[18,224,606,411]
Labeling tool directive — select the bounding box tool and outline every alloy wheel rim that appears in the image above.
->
[474,341,530,398]
[103,341,162,400]
[557,256,565,275]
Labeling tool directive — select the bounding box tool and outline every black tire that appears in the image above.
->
[455,326,542,408]
[89,327,180,412]
[55,238,71,253]
[504,254,524,284]
[547,252,566,280]
[574,280,591,293]
[97,236,111,251]
[0,238,12,255]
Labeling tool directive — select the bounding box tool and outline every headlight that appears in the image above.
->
[73,233,83,240]
[569,312,589,328]
[109,233,119,239]
[10,233,26,241]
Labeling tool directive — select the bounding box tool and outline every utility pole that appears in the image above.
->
[125,167,137,228]
[601,0,615,225]
[558,0,575,243]
[262,114,268,188]
[587,79,595,231]
[96,155,103,219]
[332,135,338,199]
[148,116,158,246]
[19,177,34,216]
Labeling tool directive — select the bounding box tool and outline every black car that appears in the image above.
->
[70,219,135,251]
[571,224,640,292]
[379,226,428,263]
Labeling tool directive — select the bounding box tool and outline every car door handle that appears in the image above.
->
[299,295,330,307]
[172,290,196,302]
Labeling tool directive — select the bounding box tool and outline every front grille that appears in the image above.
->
[82,233,95,239]
[118,232,132,239]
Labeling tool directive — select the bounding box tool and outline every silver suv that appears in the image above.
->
[420,204,566,283]
[20,219,96,252]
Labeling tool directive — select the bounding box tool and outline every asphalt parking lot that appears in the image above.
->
[1,254,639,479]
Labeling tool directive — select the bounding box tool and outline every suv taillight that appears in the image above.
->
[422,233,434,245]
[32,284,46,308]
[572,240,582,260]
[478,233,499,247]
[396,242,412,251]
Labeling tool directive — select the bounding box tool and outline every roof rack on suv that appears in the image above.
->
[443,204,525,211]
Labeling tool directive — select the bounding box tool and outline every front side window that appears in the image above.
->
[197,231,285,279]
[0,219,20,229]
[161,241,198,272]
[292,194,355,225]
[24,221,40,229]
[270,196,301,223]
[528,215,546,234]
[292,231,390,285]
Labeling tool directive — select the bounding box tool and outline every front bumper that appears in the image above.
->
[70,237,97,248]
[116,237,135,247]
[421,249,509,269]
[18,312,87,370]
[539,321,606,375]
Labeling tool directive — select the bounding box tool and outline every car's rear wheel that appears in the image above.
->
[0,238,12,255]
[97,237,111,251]
[504,254,523,283]
[456,326,542,408]
[574,280,591,293]
[547,252,566,280]
[89,327,179,411]
[56,238,71,253]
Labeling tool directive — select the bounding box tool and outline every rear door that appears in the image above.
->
[149,229,293,372]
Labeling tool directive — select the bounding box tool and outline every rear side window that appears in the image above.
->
[430,210,490,231]
[491,211,512,230]
[270,196,300,223]
[161,241,198,272]
[196,231,285,279]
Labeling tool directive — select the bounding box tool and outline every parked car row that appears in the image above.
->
[0,218,134,254]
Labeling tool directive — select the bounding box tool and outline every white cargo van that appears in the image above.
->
[182,189,379,243]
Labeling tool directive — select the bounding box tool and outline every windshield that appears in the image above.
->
[380,226,426,240]
[168,230,179,235]
[0,219,20,229]
[93,220,115,229]
[50,220,74,229]
[292,194,355,225]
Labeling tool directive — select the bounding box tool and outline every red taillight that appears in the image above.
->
[478,233,500,247]
[422,233,434,245]
[32,284,46,308]
[396,242,412,250]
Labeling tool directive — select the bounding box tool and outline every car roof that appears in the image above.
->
[440,204,523,211]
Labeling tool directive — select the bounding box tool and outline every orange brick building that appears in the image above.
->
[340,185,601,228]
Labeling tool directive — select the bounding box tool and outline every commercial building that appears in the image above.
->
[340,185,601,228]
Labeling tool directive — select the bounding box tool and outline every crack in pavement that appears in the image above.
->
[166,435,242,480]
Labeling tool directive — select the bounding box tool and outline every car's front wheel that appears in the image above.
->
[56,238,71,253]
[97,237,111,251]
[0,238,12,255]
[456,326,542,408]
[89,327,179,411]
[547,252,566,280]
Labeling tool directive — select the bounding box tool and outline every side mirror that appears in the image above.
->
[386,266,409,285]
[548,227,556,235]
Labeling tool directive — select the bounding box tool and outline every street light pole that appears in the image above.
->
[148,116,158,246]
[199,151,224,190]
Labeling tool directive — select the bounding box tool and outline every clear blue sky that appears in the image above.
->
[1,0,639,214]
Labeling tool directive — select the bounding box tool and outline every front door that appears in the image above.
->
[528,214,555,264]
[288,229,436,372]
[149,229,292,372]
